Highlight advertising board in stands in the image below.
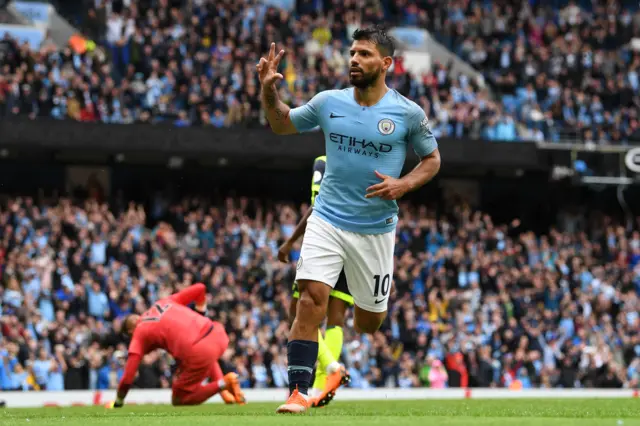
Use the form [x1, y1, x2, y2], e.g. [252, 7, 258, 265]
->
[0, 23, 44, 48]
[262, 0, 295, 11]
[12, 1, 51, 27]
[390, 27, 427, 50]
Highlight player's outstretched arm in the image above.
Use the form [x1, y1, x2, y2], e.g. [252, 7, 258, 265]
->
[170, 283, 207, 309]
[113, 353, 142, 407]
[257, 43, 297, 135]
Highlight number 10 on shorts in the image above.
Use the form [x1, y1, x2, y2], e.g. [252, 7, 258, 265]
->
[373, 274, 390, 298]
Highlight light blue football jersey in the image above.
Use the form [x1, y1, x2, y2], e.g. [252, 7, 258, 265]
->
[289, 87, 438, 235]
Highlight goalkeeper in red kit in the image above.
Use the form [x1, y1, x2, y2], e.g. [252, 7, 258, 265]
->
[109, 283, 246, 407]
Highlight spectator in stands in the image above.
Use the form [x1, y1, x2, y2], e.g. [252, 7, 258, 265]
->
[427, 359, 448, 389]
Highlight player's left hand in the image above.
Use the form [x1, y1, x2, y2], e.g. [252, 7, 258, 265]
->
[277, 241, 292, 263]
[365, 171, 409, 200]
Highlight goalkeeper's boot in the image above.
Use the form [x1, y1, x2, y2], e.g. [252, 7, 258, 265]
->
[220, 390, 236, 404]
[224, 372, 246, 405]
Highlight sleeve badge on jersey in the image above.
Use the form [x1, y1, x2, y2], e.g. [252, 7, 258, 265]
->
[420, 116, 430, 130]
[296, 256, 303, 270]
[378, 118, 396, 135]
[313, 170, 323, 184]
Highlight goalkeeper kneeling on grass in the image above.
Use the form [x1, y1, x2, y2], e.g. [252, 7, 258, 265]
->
[107, 284, 245, 408]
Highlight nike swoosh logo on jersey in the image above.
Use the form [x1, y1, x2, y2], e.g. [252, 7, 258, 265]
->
[330, 113, 345, 118]
[374, 298, 387, 304]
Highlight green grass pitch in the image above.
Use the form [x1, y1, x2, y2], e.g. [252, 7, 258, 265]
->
[3, 399, 640, 426]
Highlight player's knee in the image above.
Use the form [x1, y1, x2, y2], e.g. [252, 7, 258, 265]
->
[295, 281, 329, 328]
[296, 293, 324, 319]
[292, 298, 324, 336]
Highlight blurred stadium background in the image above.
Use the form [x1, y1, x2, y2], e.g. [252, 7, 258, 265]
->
[0, 0, 639, 405]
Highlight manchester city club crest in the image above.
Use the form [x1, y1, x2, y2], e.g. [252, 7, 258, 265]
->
[378, 118, 395, 135]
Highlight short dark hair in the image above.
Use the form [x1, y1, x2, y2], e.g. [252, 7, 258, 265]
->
[352, 25, 396, 58]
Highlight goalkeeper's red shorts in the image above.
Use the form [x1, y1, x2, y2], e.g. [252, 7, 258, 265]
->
[172, 321, 229, 394]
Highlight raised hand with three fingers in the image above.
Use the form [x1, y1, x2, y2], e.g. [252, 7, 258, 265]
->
[256, 42, 285, 87]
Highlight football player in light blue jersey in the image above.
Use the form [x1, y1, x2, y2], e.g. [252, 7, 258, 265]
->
[257, 26, 441, 413]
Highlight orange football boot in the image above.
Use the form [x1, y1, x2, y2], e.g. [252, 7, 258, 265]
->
[220, 390, 236, 404]
[223, 372, 246, 405]
[312, 365, 350, 408]
[276, 388, 311, 414]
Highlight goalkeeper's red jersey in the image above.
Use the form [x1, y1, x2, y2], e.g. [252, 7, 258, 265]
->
[127, 283, 212, 363]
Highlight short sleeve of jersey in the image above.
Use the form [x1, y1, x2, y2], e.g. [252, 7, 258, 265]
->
[407, 105, 438, 158]
[289, 91, 331, 133]
[311, 156, 326, 206]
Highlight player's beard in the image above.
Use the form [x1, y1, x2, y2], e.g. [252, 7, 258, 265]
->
[349, 66, 382, 89]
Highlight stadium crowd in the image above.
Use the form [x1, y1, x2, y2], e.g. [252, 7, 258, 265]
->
[415, 0, 640, 143]
[0, 191, 639, 392]
[0, 0, 639, 143]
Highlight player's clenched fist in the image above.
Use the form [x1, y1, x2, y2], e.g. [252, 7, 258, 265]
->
[365, 170, 410, 201]
[257, 42, 285, 87]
